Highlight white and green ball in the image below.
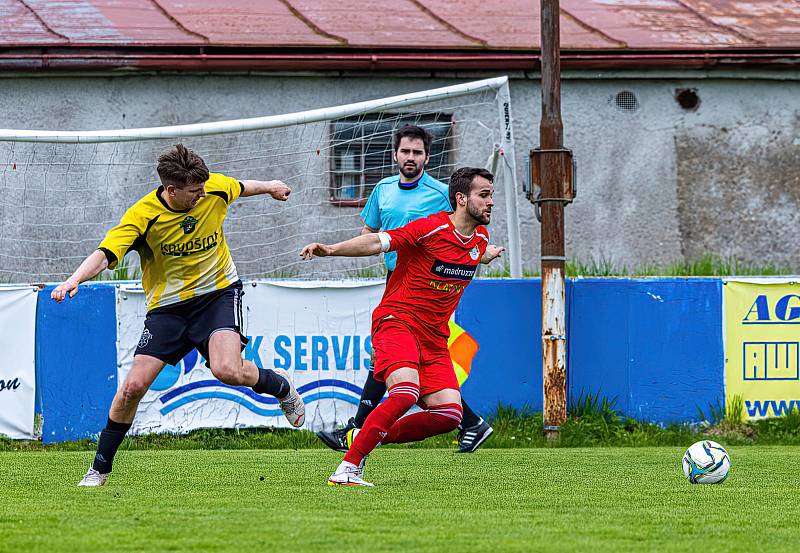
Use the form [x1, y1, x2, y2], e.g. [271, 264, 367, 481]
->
[682, 440, 731, 484]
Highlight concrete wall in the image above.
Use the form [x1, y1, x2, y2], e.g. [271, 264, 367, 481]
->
[0, 70, 798, 281]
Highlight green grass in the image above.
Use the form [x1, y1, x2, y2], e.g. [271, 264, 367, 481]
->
[0, 447, 798, 552]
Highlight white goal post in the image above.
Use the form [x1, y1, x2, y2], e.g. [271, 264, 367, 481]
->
[0, 76, 522, 281]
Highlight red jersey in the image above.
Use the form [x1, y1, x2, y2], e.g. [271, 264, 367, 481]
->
[372, 211, 488, 339]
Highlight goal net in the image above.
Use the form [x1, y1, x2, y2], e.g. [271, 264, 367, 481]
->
[0, 76, 521, 283]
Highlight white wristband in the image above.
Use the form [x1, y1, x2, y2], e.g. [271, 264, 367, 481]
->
[377, 232, 391, 253]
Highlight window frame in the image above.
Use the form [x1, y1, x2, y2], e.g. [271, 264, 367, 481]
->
[328, 112, 454, 207]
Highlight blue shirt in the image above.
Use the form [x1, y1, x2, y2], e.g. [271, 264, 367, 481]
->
[360, 172, 452, 271]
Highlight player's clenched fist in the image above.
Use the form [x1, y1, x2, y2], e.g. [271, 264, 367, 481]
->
[51, 278, 79, 302]
[268, 180, 291, 201]
[300, 243, 333, 259]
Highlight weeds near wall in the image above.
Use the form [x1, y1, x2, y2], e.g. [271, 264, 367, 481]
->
[83, 253, 796, 282]
[483, 254, 796, 278]
[90, 263, 142, 281]
[696, 395, 744, 426]
[8, 393, 800, 451]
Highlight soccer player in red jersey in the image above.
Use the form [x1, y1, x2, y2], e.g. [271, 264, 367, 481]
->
[300, 167, 504, 486]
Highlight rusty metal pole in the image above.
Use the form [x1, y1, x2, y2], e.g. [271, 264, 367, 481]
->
[540, 0, 567, 439]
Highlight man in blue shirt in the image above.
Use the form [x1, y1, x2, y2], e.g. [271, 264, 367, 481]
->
[317, 124, 493, 453]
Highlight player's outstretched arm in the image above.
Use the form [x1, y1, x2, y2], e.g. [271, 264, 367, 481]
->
[301, 233, 383, 260]
[481, 245, 505, 264]
[241, 179, 291, 201]
[51, 249, 109, 303]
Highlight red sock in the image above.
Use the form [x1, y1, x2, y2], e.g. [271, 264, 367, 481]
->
[383, 402, 463, 444]
[344, 382, 420, 465]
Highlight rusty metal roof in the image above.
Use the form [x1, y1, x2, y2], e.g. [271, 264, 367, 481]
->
[0, 0, 798, 71]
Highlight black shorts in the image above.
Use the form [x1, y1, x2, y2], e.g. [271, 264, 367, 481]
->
[135, 281, 249, 366]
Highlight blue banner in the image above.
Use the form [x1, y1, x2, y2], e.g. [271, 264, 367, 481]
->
[37, 284, 117, 443]
[32, 278, 726, 441]
[569, 278, 723, 422]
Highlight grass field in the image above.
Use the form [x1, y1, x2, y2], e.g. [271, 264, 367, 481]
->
[1, 446, 798, 552]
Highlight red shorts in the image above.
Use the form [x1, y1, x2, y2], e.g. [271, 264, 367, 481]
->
[371, 317, 459, 397]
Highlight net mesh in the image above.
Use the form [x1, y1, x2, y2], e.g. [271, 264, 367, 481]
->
[0, 86, 508, 282]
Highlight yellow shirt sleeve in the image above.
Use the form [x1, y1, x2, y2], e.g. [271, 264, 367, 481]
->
[205, 173, 244, 206]
[97, 204, 150, 269]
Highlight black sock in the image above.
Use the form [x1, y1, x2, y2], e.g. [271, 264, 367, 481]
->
[92, 418, 132, 474]
[253, 368, 290, 398]
[460, 400, 482, 429]
[353, 370, 387, 428]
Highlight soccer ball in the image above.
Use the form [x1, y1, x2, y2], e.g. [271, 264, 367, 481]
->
[682, 440, 731, 484]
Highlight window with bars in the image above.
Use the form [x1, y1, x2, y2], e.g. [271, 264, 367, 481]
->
[329, 113, 453, 206]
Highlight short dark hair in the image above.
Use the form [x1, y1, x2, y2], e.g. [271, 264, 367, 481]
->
[448, 167, 493, 209]
[157, 144, 209, 189]
[393, 125, 432, 156]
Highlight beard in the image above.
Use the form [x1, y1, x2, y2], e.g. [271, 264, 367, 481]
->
[399, 161, 423, 180]
[467, 201, 491, 225]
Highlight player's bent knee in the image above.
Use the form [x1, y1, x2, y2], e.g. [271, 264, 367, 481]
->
[430, 402, 463, 432]
[387, 381, 421, 410]
[419, 388, 460, 410]
[385, 366, 420, 389]
[120, 380, 149, 403]
[210, 359, 246, 385]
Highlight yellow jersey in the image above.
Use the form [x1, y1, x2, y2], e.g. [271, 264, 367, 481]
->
[98, 173, 244, 310]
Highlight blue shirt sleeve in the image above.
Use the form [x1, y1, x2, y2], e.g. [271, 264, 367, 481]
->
[360, 185, 382, 230]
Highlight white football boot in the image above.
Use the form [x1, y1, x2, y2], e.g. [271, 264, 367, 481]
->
[77, 467, 109, 487]
[272, 368, 306, 427]
[328, 459, 373, 487]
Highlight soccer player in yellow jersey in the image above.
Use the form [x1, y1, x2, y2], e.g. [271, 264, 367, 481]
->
[51, 144, 306, 487]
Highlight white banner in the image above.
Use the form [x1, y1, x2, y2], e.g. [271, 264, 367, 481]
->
[0, 286, 38, 439]
[117, 280, 384, 434]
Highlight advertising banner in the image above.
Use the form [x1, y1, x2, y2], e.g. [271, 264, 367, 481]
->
[724, 279, 800, 419]
[117, 280, 384, 434]
[0, 286, 38, 439]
